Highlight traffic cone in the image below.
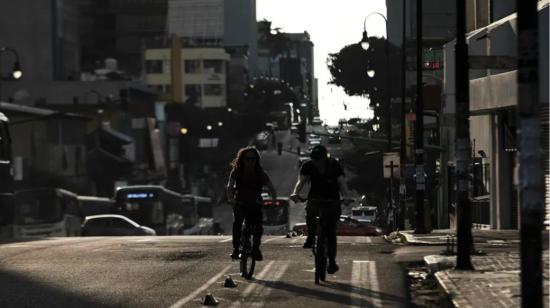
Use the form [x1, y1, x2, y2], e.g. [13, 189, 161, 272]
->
[203, 293, 219, 306]
[223, 275, 237, 288]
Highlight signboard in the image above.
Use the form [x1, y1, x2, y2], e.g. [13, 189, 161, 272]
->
[383, 152, 400, 179]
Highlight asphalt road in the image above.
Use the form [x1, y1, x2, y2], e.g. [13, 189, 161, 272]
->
[0, 235, 408, 307]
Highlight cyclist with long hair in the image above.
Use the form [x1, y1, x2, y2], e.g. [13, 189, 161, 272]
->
[227, 146, 277, 261]
[290, 145, 352, 274]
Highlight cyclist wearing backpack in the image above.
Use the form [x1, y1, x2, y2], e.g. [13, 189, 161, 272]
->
[290, 145, 351, 274]
[227, 146, 277, 261]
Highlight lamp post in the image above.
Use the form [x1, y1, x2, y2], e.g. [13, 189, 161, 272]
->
[361, 12, 391, 152]
[362, 12, 398, 232]
[0, 47, 23, 101]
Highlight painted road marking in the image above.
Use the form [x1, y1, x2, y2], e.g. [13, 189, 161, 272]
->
[219, 237, 233, 243]
[168, 264, 231, 308]
[351, 260, 381, 308]
[354, 237, 373, 244]
[262, 236, 286, 244]
[230, 260, 289, 307]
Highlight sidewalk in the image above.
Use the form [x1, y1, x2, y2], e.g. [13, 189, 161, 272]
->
[392, 229, 550, 307]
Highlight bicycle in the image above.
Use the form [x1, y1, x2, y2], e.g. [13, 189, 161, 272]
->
[229, 200, 261, 280]
[239, 217, 257, 280]
[292, 196, 353, 284]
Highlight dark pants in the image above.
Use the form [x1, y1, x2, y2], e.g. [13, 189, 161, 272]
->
[232, 203, 263, 251]
[306, 201, 341, 262]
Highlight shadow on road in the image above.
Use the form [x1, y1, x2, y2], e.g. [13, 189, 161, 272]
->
[0, 269, 119, 307]
[251, 277, 406, 306]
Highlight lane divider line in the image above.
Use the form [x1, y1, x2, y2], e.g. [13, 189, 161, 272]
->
[169, 264, 231, 308]
[351, 260, 381, 308]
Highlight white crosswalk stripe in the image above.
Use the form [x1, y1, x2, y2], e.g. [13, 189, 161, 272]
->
[230, 260, 289, 307]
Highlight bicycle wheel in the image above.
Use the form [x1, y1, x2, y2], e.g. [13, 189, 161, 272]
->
[240, 230, 256, 280]
[314, 221, 327, 284]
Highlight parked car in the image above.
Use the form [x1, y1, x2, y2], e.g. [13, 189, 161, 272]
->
[350, 206, 378, 224]
[292, 216, 381, 236]
[307, 133, 322, 146]
[81, 214, 156, 236]
[328, 134, 342, 144]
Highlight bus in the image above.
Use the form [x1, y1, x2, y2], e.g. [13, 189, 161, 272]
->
[262, 197, 290, 235]
[12, 188, 82, 238]
[113, 185, 186, 235]
[181, 194, 214, 235]
[77, 195, 114, 216]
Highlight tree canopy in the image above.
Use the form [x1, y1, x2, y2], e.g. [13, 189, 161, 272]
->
[327, 37, 401, 101]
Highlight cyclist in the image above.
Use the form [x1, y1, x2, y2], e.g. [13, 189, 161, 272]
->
[227, 146, 277, 261]
[290, 145, 352, 274]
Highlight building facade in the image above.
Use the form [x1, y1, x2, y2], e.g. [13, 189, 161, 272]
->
[144, 47, 230, 108]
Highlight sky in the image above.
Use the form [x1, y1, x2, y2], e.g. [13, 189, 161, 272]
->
[257, 0, 387, 125]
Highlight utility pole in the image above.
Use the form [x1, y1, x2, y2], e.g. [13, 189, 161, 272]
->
[517, 0, 543, 306]
[398, 0, 407, 230]
[455, 0, 474, 270]
[414, 0, 427, 234]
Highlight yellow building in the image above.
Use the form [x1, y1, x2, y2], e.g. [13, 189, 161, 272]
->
[144, 47, 230, 108]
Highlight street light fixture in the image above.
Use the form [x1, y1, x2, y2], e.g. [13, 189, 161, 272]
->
[0, 47, 23, 101]
[180, 127, 189, 135]
[367, 69, 376, 78]
[206, 125, 212, 131]
[217, 121, 223, 127]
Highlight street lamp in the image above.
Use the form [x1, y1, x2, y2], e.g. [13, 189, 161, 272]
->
[367, 69, 376, 78]
[0, 47, 23, 101]
[361, 12, 391, 152]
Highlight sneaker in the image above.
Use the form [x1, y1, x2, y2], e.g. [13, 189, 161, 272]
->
[230, 249, 240, 259]
[327, 262, 339, 274]
[252, 249, 263, 261]
[302, 238, 315, 249]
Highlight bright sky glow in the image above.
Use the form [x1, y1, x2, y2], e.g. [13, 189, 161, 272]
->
[257, 0, 387, 125]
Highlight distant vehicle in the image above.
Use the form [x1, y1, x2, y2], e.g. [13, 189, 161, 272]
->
[261, 196, 290, 235]
[311, 117, 323, 126]
[77, 195, 114, 216]
[328, 134, 342, 144]
[290, 125, 298, 134]
[292, 216, 382, 236]
[308, 134, 322, 146]
[81, 214, 156, 236]
[113, 185, 185, 235]
[337, 216, 382, 236]
[350, 206, 378, 224]
[253, 131, 270, 150]
[12, 188, 82, 238]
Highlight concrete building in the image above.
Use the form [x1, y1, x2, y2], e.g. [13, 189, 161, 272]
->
[256, 24, 316, 118]
[78, 0, 168, 77]
[443, 0, 549, 229]
[144, 47, 230, 108]
[386, 0, 456, 229]
[0, 0, 80, 82]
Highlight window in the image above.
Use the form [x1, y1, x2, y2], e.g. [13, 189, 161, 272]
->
[204, 84, 223, 96]
[146, 60, 163, 74]
[203, 60, 223, 74]
[111, 217, 134, 229]
[185, 84, 202, 103]
[184, 60, 201, 73]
